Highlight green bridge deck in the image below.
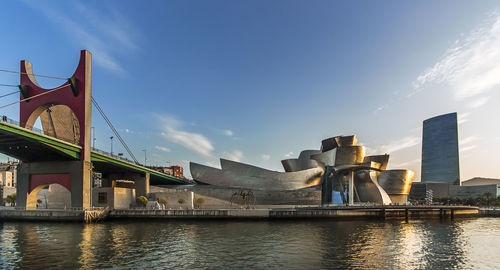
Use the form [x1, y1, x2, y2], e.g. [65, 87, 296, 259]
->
[0, 120, 189, 185]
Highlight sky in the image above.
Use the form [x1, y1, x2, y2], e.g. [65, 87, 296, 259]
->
[0, 0, 499, 181]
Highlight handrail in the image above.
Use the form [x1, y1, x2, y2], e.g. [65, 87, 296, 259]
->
[0, 115, 192, 183]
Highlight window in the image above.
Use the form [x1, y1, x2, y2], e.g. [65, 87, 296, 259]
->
[98, 192, 107, 204]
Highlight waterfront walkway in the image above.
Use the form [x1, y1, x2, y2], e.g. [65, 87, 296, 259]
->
[0, 205, 484, 222]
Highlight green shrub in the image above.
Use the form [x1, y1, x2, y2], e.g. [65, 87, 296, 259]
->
[194, 197, 205, 208]
[136, 196, 148, 207]
[159, 198, 167, 206]
[5, 193, 16, 206]
[178, 198, 185, 204]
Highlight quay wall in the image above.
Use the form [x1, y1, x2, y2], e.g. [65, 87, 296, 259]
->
[0, 206, 484, 222]
[0, 209, 83, 221]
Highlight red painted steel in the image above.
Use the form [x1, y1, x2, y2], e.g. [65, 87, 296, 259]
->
[19, 50, 89, 152]
[29, 173, 71, 193]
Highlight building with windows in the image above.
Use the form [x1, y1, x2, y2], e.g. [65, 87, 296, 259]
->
[421, 112, 460, 185]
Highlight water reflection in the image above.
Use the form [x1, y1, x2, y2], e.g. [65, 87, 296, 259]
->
[0, 218, 499, 269]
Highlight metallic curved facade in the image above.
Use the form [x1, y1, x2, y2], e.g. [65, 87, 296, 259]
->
[189, 134, 415, 205]
[353, 170, 392, 205]
[190, 160, 323, 191]
[281, 150, 320, 172]
[363, 155, 389, 171]
[378, 170, 414, 195]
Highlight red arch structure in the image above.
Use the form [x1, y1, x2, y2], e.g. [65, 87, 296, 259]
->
[19, 50, 92, 161]
[16, 50, 93, 209]
[29, 174, 71, 193]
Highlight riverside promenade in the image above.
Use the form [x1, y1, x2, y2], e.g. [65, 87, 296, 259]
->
[0, 205, 481, 222]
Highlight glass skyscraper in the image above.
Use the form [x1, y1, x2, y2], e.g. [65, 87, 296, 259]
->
[421, 112, 460, 185]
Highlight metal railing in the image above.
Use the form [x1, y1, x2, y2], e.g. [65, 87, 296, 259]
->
[0, 115, 192, 182]
[0, 115, 139, 164]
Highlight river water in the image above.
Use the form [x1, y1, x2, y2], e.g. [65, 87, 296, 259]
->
[0, 218, 499, 269]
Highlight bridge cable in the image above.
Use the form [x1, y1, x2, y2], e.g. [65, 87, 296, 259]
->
[0, 83, 19, 88]
[0, 91, 20, 99]
[91, 97, 139, 164]
[0, 69, 67, 80]
[0, 84, 69, 109]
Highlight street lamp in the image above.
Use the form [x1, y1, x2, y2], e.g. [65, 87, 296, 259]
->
[142, 149, 147, 166]
[110, 136, 114, 155]
[91, 127, 96, 149]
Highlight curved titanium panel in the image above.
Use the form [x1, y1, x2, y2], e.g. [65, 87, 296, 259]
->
[191, 160, 324, 191]
[363, 155, 389, 171]
[320, 137, 338, 152]
[377, 169, 414, 195]
[311, 146, 365, 167]
[353, 170, 392, 205]
[281, 150, 321, 172]
[298, 150, 321, 160]
[281, 158, 319, 172]
[281, 159, 300, 172]
[310, 148, 337, 167]
[335, 135, 358, 147]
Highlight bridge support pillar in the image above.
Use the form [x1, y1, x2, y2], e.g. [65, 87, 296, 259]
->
[16, 161, 92, 209]
[106, 172, 150, 198]
[132, 173, 150, 198]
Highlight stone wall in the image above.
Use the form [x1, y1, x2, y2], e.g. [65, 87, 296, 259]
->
[150, 185, 322, 209]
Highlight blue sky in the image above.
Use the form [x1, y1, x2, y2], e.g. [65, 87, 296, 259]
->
[1, 1, 499, 181]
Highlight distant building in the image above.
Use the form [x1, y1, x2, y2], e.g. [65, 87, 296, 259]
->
[148, 165, 184, 179]
[421, 112, 460, 185]
[410, 177, 500, 201]
[461, 177, 500, 186]
[0, 171, 13, 188]
[0, 161, 18, 187]
[171, 165, 183, 178]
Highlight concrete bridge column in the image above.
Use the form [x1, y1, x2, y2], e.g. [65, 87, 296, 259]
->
[16, 160, 92, 209]
[106, 172, 150, 198]
[131, 173, 150, 198]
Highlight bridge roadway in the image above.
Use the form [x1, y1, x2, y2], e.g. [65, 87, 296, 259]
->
[0, 119, 190, 185]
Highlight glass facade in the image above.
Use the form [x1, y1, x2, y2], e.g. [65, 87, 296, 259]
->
[421, 112, 460, 184]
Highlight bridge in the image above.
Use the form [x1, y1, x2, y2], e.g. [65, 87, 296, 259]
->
[0, 50, 190, 209]
[0, 118, 187, 185]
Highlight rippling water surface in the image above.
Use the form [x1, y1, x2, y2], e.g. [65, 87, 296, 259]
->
[0, 218, 499, 269]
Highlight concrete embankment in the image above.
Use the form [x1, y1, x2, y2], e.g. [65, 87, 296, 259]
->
[111, 206, 480, 220]
[479, 208, 500, 217]
[0, 209, 84, 221]
[0, 208, 108, 222]
[0, 206, 486, 222]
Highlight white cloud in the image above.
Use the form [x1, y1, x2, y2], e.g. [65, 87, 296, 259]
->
[412, 14, 500, 101]
[154, 145, 171, 153]
[158, 115, 214, 157]
[459, 135, 479, 154]
[222, 150, 243, 162]
[467, 96, 490, 108]
[261, 154, 271, 161]
[459, 136, 480, 146]
[223, 129, 233, 136]
[23, 1, 140, 74]
[371, 136, 420, 154]
[460, 145, 477, 153]
[457, 112, 471, 124]
[392, 158, 420, 167]
[284, 151, 295, 158]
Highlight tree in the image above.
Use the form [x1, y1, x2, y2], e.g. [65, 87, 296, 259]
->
[159, 198, 167, 207]
[136, 196, 148, 207]
[178, 198, 185, 205]
[484, 192, 493, 207]
[5, 193, 16, 206]
[194, 197, 205, 208]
